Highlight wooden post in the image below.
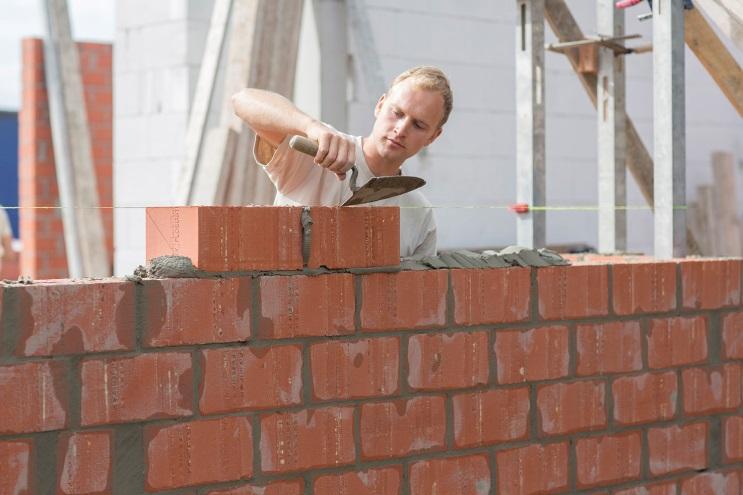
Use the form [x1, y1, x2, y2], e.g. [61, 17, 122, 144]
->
[712, 151, 742, 256]
[176, 0, 233, 205]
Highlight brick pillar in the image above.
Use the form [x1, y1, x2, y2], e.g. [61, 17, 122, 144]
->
[18, 38, 113, 279]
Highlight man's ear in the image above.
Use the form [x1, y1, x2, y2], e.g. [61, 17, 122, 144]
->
[426, 126, 443, 146]
[374, 94, 386, 117]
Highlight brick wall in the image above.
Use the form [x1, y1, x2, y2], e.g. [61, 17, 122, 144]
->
[19, 38, 113, 279]
[1, 206, 743, 493]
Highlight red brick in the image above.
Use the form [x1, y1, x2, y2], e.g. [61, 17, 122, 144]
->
[258, 274, 354, 339]
[537, 380, 606, 435]
[260, 407, 355, 473]
[360, 271, 447, 331]
[725, 416, 743, 461]
[14, 280, 134, 356]
[200, 345, 302, 414]
[410, 455, 490, 495]
[146, 206, 304, 271]
[648, 422, 707, 476]
[0, 361, 68, 434]
[81, 352, 193, 426]
[494, 325, 569, 384]
[680, 471, 740, 495]
[408, 331, 489, 390]
[144, 277, 250, 346]
[0, 440, 32, 494]
[452, 387, 530, 447]
[314, 467, 401, 495]
[576, 432, 642, 488]
[683, 364, 742, 415]
[612, 371, 678, 425]
[537, 265, 608, 319]
[360, 396, 446, 459]
[206, 480, 303, 495]
[648, 316, 708, 369]
[451, 267, 531, 325]
[681, 259, 741, 309]
[496, 443, 569, 494]
[58, 432, 111, 494]
[20, 39, 114, 280]
[612, 262, 677, 315]
[577, 321, 642, 376]
[614, 481, 677, 495]
[310, 337, 399, 400]
[145, 417, 252, 490]
[722, 311, 743, 359]
[307, 207, 400, 269]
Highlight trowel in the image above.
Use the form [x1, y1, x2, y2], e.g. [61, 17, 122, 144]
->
[288, 135, 425, 206]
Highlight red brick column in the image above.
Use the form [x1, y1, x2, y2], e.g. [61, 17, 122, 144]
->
[18, 38, 113, 279]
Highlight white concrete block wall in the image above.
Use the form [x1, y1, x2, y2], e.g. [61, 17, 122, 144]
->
[114, 0, 743, 271]
[349, 0, 743, 253]
[114, 0, 214, 275]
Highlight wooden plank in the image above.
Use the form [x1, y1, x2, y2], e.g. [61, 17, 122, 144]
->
[41, 0, 108, 277]
[684, 7, 743, 118]
[191, 0, 261, 206]
[694, 0, 743, 51]
[543, 0, 702, 255]
[314, 0, 348, 130]
[234, 0, 304, 205]
[176, 0, 233, 205]
[348, 0, 386, 98]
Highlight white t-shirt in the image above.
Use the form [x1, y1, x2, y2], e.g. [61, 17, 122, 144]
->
[254, 134, 437, 258]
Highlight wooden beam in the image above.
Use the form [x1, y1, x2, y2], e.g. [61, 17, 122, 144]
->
[192, 0, 261, 206]
[543, 0, 701, 255]
[684, 7, 743, 118]
[694, 0, 743, 51]
[41, 0, 109, 276]
[234, 0, 304, 205]
[176, 0, 233, 205]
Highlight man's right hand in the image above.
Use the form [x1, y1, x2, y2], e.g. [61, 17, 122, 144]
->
[305, 122, 356, 181]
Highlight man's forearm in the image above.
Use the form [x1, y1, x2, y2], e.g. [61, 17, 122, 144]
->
[232, 88, 317, 146]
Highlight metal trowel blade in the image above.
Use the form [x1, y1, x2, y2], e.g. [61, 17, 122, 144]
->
[342, 176, 426, 206]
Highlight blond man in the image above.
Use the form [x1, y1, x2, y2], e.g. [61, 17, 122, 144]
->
[232, 66, 453, 258]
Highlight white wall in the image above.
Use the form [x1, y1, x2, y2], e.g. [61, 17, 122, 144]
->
[114, 0, 743, 274]
[114, 0, 214, 274]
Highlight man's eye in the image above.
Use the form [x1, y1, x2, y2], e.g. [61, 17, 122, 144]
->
[394, 110, 403, 117]
[414, 122, 425, 129]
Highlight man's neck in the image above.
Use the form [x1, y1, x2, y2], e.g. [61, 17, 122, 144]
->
[362, 136, 403, 176]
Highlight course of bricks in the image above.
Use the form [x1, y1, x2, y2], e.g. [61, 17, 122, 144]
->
[1, 206, 743, 494]
[18, 38, 113, 279]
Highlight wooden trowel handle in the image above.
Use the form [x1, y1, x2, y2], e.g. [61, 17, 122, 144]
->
[289, 135, 319, 156]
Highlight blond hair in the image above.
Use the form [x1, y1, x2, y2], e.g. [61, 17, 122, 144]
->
[389, 66, 453, 127]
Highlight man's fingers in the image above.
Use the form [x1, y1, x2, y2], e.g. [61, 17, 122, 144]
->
[320, 137, 340, 168]
[315, 134, 331, 164]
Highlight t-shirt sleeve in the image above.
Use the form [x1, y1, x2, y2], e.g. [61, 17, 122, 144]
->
[253, 134, 322, 198]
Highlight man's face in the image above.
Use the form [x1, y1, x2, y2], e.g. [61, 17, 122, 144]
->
[370, 79, 445, 163]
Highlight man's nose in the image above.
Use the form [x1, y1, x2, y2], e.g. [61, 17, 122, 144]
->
[394, 118, 410, 136]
